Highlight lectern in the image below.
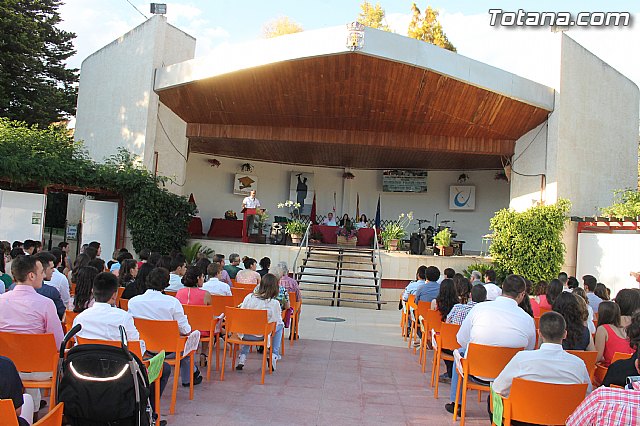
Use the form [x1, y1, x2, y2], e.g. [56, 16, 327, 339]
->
[241, 208, 257, 243]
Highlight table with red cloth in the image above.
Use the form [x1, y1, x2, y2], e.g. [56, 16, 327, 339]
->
[311, 225, 377, 247]
[188, 217, 204, 236]
[207, 218, 244, 239]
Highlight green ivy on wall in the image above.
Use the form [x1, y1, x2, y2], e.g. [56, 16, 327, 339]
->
[0, 119, 195, 253]
[489, 199, 570, 284]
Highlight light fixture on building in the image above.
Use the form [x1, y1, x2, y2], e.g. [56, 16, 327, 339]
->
[343, 172, 355, 180]
[150, 3, 167, 15]
[207, 158, 221, 168]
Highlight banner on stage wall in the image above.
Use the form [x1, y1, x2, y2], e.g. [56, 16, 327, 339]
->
[289, 172, 315, 215]
[234, 174, 258, 196]
[449, 186, 475, 210]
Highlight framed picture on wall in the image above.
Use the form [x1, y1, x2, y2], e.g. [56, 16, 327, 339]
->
[234, 174, 258, 196]
[289, 172, 315, 215]
[449, 185, 475, 210]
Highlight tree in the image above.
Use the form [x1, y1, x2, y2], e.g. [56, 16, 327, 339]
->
[262, 16, 303, 38]
[357, 1, 391, 32]
[0, 0, 78, 128]
[407, 3, 456, 52]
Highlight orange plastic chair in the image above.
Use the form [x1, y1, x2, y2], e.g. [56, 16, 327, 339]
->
[118, 298, 129, 311]
[220, 307, 275, 384]
[133, 318, 193, 414]
[288, 291, 301, 345]
[454, 343, 524, 426]
[182, 305, 219, 380]
[538, 307, 552, 316]
[419, 308, 443, 360]
[431, 322, 461, 398]
[230, 279, 237, 286]
[70, 283, 76, 296]
[492, 378, 587, 426]
[402, 295, 415, 341]
[210, 295, 235, 370]
[116, 286, 125, 299]
[0, 399, 19, 426]
[75, 338, 162, 423]
[231, 287, 253, 306]
[406, 297, 419, 348]
[594, 351, 634, 385]
[567, 350, 598, 380]
[0, 332, 58, 412]
[63, 310, 78, 335]
[164, 290, 178, 298]
[233, 282, 257, 291]
[33, 402, 64, 426]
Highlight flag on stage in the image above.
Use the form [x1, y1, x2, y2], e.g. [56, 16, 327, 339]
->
[375, 195, 381, 229]
[310, 193, 317, 225]
[356, 193, 360, 219]
[333, 192, 336, 214]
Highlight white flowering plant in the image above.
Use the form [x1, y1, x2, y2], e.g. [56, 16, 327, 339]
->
[278, 200, 306, 236]
[381, 212, 413, 249]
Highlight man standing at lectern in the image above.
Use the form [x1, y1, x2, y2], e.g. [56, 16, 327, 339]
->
[242, 190, 261, 237]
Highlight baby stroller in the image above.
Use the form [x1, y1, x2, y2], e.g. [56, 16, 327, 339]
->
[56, 324, 152, 426]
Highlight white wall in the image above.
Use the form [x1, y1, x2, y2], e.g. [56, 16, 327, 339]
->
[576, 233, 640, 297]
[74, 16, 195, 194]
[0, 190, 46, 243]
[184, 153, 510, 252]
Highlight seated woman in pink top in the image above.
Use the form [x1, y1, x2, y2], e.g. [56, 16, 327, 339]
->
[176, 266, 211, 306]
[235, 257, 261, 285]
[273, 261, 301, 301]
[595, 301, 633, 366]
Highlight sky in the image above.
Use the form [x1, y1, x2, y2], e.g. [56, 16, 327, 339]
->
[58, 1, 640, 99]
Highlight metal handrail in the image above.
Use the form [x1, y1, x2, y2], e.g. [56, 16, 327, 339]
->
[373, 225, 383, 279]
[292, 222, 312, 277]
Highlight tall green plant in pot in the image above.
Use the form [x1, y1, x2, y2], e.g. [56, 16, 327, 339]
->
[381, 212, 413, 250]
[434, 228, 453, 256]
[489, 199, 570, 282]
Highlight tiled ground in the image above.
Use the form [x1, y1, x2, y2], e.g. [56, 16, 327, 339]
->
[156, 305, 490, 425]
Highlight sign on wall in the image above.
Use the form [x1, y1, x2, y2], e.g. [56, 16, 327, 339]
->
[449, 186, 476, 210]
[233, 174, 258, 196]
[289, 172, 315, 215]
[382, 170, 428, 192]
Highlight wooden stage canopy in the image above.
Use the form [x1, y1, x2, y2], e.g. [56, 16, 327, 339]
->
[154, 24, 555, 170]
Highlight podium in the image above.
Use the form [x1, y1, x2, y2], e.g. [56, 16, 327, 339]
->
[241, 208, 257, 243]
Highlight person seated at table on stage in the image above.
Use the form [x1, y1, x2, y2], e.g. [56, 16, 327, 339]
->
[339, 214, 350, 227]
[241, 190, 261, 235]
[355, 214, 368, 229]
[236, 258, 261, 285]
[224, 253, 242, 279]
[203, 263, 232, 296]
[322, 212, 337, 226]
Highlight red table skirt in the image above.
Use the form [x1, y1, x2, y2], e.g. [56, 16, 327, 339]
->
[311, 225, 377, 247]
[207, 219, 243, 238]
[188, 217, 204, 236]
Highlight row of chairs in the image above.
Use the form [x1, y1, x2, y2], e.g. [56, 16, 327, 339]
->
[399, 295, 620, 425]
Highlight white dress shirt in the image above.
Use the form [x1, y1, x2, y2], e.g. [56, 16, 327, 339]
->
[46, 268, 71, 308]
[242, 196, 260, 209]
[457, 296, 536, 351]
[586, 304, 595, 334]
[128, 289, 191, 335]
[166, 273, 184, 292]
[73, 302, 145, 354]
[240, 293, 283, 326]
[484, 283, 502, 301]
[322, 218, 336, 226]
[492, 343, 592, 397]
[202, 278, 232, 296]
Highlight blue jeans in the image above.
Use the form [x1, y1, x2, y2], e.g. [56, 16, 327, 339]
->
[240, 323, 284, 358]
[450, 348, 465, 403]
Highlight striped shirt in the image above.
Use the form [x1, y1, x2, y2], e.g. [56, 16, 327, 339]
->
[566, 387, 640, 426]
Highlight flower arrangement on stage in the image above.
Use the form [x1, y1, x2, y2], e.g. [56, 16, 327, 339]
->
[254, 209, 269, 233]
[337, 220, 358, 240]
[278, 200, 306, 236]
[224, 210, 237, 220]
[381, 212, 413, 250]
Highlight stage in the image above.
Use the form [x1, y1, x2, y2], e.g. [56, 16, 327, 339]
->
[189, 237, 490, 310]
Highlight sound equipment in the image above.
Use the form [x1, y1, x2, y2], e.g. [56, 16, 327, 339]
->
[410, 233, 426, 255]
[269, 223, 286, 245]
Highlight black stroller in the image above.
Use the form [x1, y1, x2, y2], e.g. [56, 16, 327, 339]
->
[56, 324, 152, 426]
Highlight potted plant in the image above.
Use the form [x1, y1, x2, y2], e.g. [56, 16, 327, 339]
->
[310, 230, 323, 244]
[336, 221, 358, 246]
[381, 212, 413, 251]
[278, 200, 306, 244]
[434, 228, 454, 256]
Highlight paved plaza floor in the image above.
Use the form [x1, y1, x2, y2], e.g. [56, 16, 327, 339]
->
[156, 304, 490, 425]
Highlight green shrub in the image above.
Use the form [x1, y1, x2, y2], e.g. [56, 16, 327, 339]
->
[489, 199, 570, 283]
[600, 188, 640, 218]
[462, 262, 492, 279]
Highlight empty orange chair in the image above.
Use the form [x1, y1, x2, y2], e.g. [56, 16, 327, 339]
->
[454, 343, 524, 426]
[134, 318, 194, 414]
[0, 399, 19, 426]
[431, 323, 461, 397]
[419, 308, 443, 360]
[182, 304, 218, 380]
[209, 295, 235, 371]
[492, 378, 587, 426]
[231, 287, 253, 306]
[288, 291, 301, 345]
[402, 295, 415, 340]
[0, 332, 58, 412]
[220, 307, 275, 384]
[33, 402, 64, 426]
[567, 350, 598, 380]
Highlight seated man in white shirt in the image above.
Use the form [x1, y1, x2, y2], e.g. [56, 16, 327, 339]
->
[321, 212, 337, 226]
[46, 248, 71, 308]
[73, 272, 171, 422]
[128, 267, 202, 387]
[203, 263, 232, 296]
[446, 274, 536, 415]
[483, 269, 502, 301]
[166, 255, 187, 292]
[492, 311, 592, 398]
